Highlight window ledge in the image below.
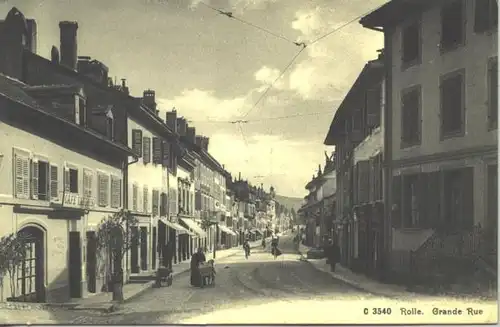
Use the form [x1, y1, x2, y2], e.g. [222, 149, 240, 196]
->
[440, 130, 465, 141]
[401, 59, 421, 72]
[400, 141, 421, 150]
[439, 42, 465, 55]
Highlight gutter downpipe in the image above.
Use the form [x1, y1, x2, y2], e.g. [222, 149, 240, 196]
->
[124, 155, 139, 283]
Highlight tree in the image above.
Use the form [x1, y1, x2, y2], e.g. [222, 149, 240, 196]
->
[0, 233, 29, 300]
[95, 209, 138, 302]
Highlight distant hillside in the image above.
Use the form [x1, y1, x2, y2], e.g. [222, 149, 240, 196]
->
[274, 195, 303, 212]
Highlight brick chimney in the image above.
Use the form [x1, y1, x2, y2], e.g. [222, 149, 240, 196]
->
[143, 89, 156, 112]
[59, 21, 78, 70]
[195, 135, 203, 147]
[202, 137, 209, 151]
[187, 126, 196, 144]
[166, 109, 177, 133]
[177, 118, 187, 136]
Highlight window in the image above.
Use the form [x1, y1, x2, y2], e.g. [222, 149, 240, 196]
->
[401, 85, 422, 147]
[50, 165, 58, 201]
[488, 57, 498, 129]
[143, 186, 149, 213]
[14, 153, 30, 199]
[64, 167, 78, 193]
[83, 169, 93, 206]
[78, 98, 86, 127]
[152, 137, 162, 165]
[152, 189, 159, 216]
[132, 129, 143, 157]
[160, 192, 168, 216]
[474, 0, 498, 33]
[440, 70, 465, 138]
[31, 160, 49, 201]
[440, 0, 465, 51]
[97, 173, 110, 207]
[401, 21, 420, 66]
[106, 117, 114, 141]
[143, 137, 151, 164]
[132, 184, 138, 211]
[110, 176, 121, 208]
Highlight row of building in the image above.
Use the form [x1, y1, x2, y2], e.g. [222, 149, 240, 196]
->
[0, 7, 292, 303]
[299, 0, 497, 289]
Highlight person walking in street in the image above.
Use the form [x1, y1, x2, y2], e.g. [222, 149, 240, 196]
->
[328, 239, 341, 272]
[243, 239, 251, 259]
[261, 237, 266, 249]
[163, 239, 174, 271]
[190, 247, 206, 287]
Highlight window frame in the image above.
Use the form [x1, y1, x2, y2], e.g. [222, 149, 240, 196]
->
[400, 84, 422, 148]
[439, 68, 466, 140]
[13, 148, 30, 199]
[440, 0, 466, 54]
[33, 156, 50, 201]
[400, 18, 422, 70]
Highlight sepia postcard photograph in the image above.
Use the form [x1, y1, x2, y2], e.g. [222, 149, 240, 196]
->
[0, 0, 497, 325]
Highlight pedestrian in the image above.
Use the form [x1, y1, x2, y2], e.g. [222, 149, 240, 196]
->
[261, 237, 266, 249]
[190, 247, 206, 287]
[329, 240, 341, 272]
[243, 239, 251, 258]
[163, 239, 174, 270]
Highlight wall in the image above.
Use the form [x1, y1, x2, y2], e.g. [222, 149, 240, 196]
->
[389, 1, 498, 161]
[322, 172, 337, 199]
[354, 127, 383, 164]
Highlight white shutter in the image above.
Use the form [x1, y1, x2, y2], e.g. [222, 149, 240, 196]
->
[21, 157, 30, 199]
[14, 155, 25, 198]
[50, 165, 58, 201]
[98, 174, 108, 207]
[110, 177, 121, 208]
[143, 186, 149, 214]
[132, 184, 138, 211]
[64, 167, 70, 192]
[31, 159, 39, 200]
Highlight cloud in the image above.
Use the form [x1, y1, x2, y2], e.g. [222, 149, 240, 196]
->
[157, 89, 250, 121]
[208, 132, 324, 197]
[254, 66, 285, 89]
[189, 0, 279, 11]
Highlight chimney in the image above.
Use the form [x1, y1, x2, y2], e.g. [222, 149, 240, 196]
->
[195, 135, 203, 147]
[187, 126, 196, 144]
[50, 46, 60, 64]
[166, 109, 177, 133]
[143, 89, 156, 112]
[59, 21, 78, 71]
[177, 117, 187, 136]
[26, 19, 37, 53]
[203, 137, 209, 151]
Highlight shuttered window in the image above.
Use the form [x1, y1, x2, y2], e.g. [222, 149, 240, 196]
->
[143, 186, 149, 213]
[50, 165, 59, 201]
[401, 85, 421, 147]
[97, 173, 110, 207]
[31, 159, 39, 200]
[169, 188, 177, 215]
[161, 140, 169, 167]
[152, 189, 159, 216]
[160, 192, 168, 216]
[83, 169, 93, 205]
[110, 176, 122, 208]
[143, 137, 151, 164]
[152, 137, 162, 165]
[132, 184, 138, 211]
[14, 153, 30, 199]
[132, 129, 143, 157]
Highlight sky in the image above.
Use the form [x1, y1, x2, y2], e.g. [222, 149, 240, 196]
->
[0, 0, 385, 198]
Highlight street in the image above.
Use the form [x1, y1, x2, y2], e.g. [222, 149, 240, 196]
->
[0, 234, 375, 324]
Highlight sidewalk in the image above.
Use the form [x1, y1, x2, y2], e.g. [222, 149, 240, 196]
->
[65, 240, 264, 312]
[297, 244, 413, 299]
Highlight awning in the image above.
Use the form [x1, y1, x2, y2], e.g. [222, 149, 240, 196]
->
[179, 218, 207, 238]
[219, 224, 237, 236]
[160, 218, 195, 236]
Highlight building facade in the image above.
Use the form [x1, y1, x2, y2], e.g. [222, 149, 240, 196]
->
[360, 0, 497, 284]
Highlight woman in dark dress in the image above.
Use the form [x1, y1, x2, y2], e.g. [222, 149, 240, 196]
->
[190, 247, 206, 287]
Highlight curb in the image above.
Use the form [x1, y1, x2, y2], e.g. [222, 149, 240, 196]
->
[296, 249, 397, 299]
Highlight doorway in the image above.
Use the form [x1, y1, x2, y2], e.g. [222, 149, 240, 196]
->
[68, 231, 82, 298]
[86, 231, 97, 293]
[140, 227, 148, 271]
[15, 226, 45, 302]
[152, 227, 157, 270]
[130, 227, 139, 273]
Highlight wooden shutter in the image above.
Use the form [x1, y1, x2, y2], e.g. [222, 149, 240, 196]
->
[64, 167, 70, 193]
[50, 165, 59, 200]
[152, 190, 159, 216]
[31, 159, 39, 200]
[461, 167, 474, 229]
[161, 141, 169, 167]
[132, 129, 143, 157]
[143, 137, 151, 164]
[110, 177, 121, 208]
[152, 137, 162, 165]
[132, 184, 138, 211]
[391, 175, 402, 228]
[98, 174, 109, 207]
[143, 186, 149, 213]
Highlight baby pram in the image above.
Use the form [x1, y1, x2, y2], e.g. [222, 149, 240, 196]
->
[198, 259, 216, 287]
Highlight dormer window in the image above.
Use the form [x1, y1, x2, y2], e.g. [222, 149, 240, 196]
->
[78, 97, 86, 127]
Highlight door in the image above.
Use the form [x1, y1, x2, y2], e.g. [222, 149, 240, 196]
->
[131, 227, 139, 273]
[152, 227, 157, 270]
[86, 231, 97, 293]
[69, 231, 82, 298]
[16, 226, 45, 302]
[140, 227, 148, 271]
[158, 221, 166, 267]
